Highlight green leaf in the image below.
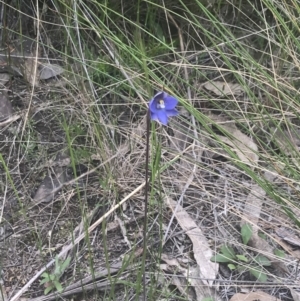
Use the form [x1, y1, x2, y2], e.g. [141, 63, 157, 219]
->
[54, 268, 61, 276]
[54, 255, 64, 275]
[44, 285, 54, 295]
[202, 297, 214, 301]
[220, 245, 236, 260]
[54, 280, 63, 292]
[249, 268, 267, 282]
[49, 274, 56, 281]
[258, 232, 267, 240]
[241, 224, 252, 245]
[41, 272, 50, 279]
[237, 264, 247, 272]
[60, 257, 71, 272]
[274, 249, 285, 258]
[210, 254, 232, 263]
[228, 263, 236, 270]
[236, 254, 248, 262]
[40, 278, 50, 285]
[255, 255, 271, 266]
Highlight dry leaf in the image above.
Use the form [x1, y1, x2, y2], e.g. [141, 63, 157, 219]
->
[240, 179, 289, 274]
[39, 63, 64, 80]
[0, 73, 10, 85]
[0, 38, 41, 85]
[165, 197, 218, 286]
[204, 81, 244, 95]
[188, 265, 220, 301]
[22, 58, 39, 87]
[270, 126, 300, 153]
[161, 254, 189, 275]
[0, 90, 12, 121]
[270, 126, 300, 169]
[290, 288, 300, 301]
[170, 275, 193, 299]
[210, 115, 258, 165]
[33, 153, 72, 203]
[0, 114, 21, 126]
[230, 291, 278, 301]
[33, 170, 68, 203]
[242, 183, 265, 227]
[161, 254, 218, 301]
[275, 227, 300, 247]
[218, 135, 258, 165]
[0, 283, 7, 301]
[160, 261, 193, 300]
[273, 232, 300, 259]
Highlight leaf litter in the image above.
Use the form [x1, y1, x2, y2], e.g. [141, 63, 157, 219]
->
[209, 114, 259, 165]
[2, 4, 300, 301]
[3, 57, 299, 301]
[163, 197, 221, 301]
[230, 291, 279, 301]
[203, 81, 244, 96]
[0, 90, 12, 121]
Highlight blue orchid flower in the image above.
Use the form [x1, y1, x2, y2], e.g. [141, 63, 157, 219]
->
[149, 91, 178, 125]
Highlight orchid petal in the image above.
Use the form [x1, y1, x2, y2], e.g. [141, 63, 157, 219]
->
[163, 95, 178, 110]
[148, 91, 178, 125]
[166, 109, 178, 117]
[150, 111, 159, 121]
[149, 98, 157, 112]
[155, 110, 168, 125]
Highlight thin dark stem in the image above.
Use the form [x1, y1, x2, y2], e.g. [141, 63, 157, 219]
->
[142, 110, 151, 301]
